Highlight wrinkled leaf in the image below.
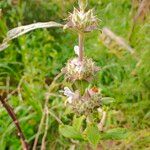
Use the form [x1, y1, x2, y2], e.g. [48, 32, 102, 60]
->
[85, 125, 100, 148]
[59, 125, 83, 140]
[0, 21, 63, 51]
[101, 128, 129, 140]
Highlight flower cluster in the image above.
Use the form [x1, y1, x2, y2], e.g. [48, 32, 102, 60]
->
[62, 46, 100, 82]
[62, 56, 99, 82]
[64, 7, 98, 32]
[62, 87, 102, 116]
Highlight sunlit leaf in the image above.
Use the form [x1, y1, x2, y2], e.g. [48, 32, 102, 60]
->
[85, 125, 100, 148]
[59, 125, 83, 140]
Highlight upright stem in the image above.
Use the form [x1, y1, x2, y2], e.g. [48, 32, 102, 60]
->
[0, 97, 29, 150]
[78, 32, 84, 62]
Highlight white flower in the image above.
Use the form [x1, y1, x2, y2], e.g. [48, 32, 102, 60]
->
[74, 45, 79, 56]
[63, 87, 75, 104]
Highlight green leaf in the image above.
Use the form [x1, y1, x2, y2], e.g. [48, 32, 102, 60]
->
[101, 128, 129, 140]
[73, 115, 85, 132]
[101, 97, 115, 105]
[86, 125, 100, 148]
[59, 125, 83, 140]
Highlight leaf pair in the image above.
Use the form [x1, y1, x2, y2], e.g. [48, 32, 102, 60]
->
[59, 116, 100, 148]
[59, 118, 130, 149]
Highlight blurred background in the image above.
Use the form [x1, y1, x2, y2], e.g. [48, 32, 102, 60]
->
[0, 0, 150, 149]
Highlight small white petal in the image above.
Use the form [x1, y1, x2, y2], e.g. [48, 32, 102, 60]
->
[74, 45, 79, 56]
[67, 97, 73, 104]
[64, 87, 75, 98]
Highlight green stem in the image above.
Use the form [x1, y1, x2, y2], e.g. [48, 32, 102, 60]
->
[78, 32, 84, 62]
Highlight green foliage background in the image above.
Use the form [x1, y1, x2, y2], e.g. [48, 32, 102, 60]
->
[0, 0, 149, 149]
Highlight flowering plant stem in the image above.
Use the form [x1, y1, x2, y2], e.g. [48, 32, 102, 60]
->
[78, 32, 84, 62]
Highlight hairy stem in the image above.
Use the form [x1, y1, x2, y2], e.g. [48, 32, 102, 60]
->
[0, 97, 29, 150]
[78, 32, 84, 62]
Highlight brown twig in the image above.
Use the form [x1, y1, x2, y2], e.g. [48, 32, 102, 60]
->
[0, 97, 29, 150]
[41, 94, 49, 150]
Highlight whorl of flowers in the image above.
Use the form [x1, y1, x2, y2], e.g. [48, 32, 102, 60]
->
[62, 87, 102, 116]
[62, 46, 100, 82]
[64, 7, 98, 32]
